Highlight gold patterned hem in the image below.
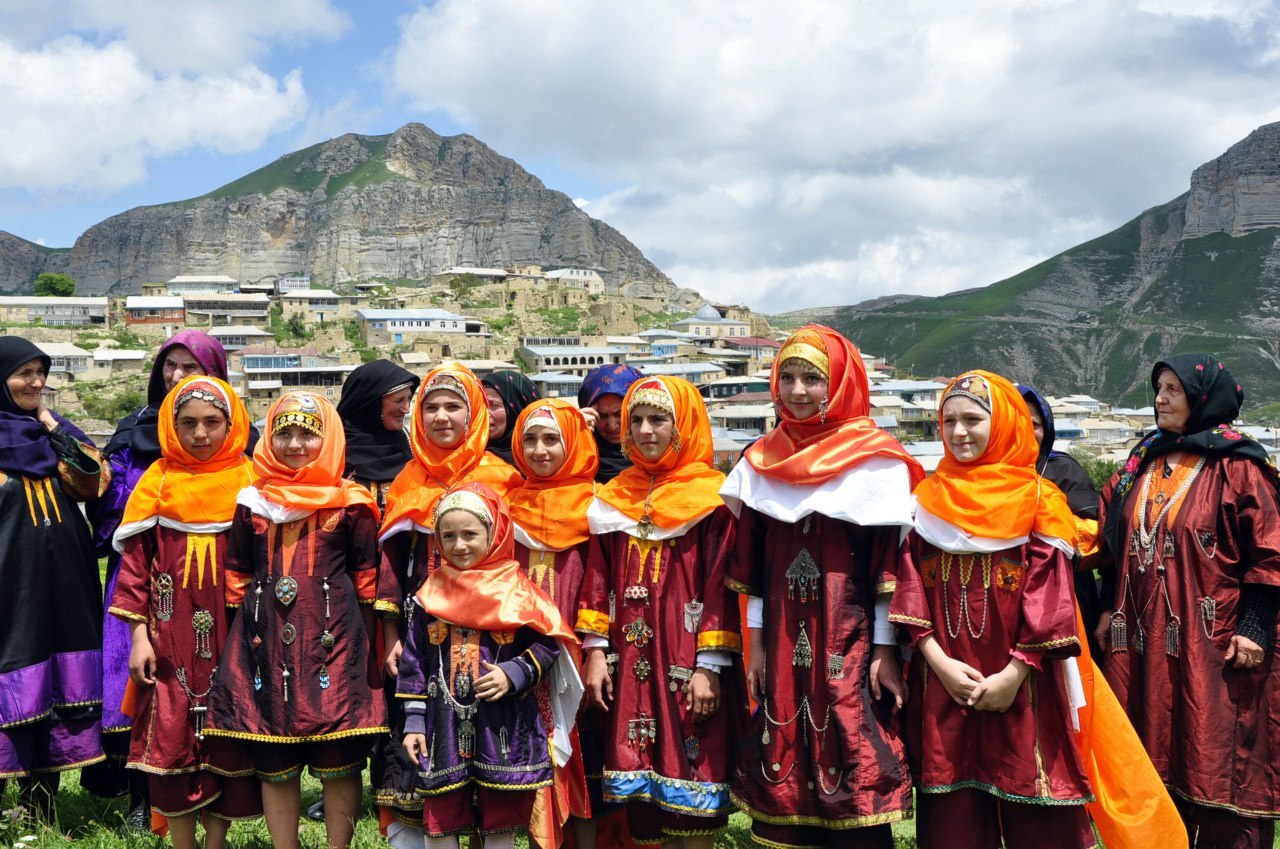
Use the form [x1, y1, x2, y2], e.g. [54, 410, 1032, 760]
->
[1016, 635, 1079, 651]
[0, 753, 107, 779]
[202, 726, 389, 744]
[724, 576, 757, 595]
[107, 605, 148, 624]
[374, 600, 401, 616]
[153, 791, 223, 819]
[876, 581, 897, 595]
[0, 709, 52, 731]
[887, 614, 932, 629]
[1167, 785, 1280, 819]
[729, 790, 911, 829]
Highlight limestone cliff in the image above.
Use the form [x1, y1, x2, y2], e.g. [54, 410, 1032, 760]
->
[1184, 122, 1280, 239]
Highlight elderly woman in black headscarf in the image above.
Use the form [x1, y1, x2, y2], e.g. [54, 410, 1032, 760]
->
[0, 337, 109, 819]
[335, 359, 420, 511]
[1094, 354, 1280, 848]
[480, 370, 539, 466]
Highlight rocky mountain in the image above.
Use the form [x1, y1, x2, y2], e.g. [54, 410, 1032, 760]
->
[0, 123, 676, 297]
[782, 122, 1280, 407]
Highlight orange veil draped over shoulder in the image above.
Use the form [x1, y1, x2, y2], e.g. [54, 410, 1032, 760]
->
[508, 399, 598, 550]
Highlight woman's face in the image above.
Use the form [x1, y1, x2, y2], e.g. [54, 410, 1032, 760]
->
[272, 424, 322, 470]
[1025, 401, 1045, 447]
[380, 388, 412, 432]
[777, 359, 828, 419]
[484, 386, 508, 441]
[436, 509, 490, 570]
[941, 396, 991, 464]
[423, 390, 468, 448]
[1154, 368, 1191, 434]
[161, 345, 207, 393]
[594, 394, 624, 445]
[630, 404, 674, 461]
[175, 399, 229, 462]
[521, 425, 567, 477]
[6, 357, 46, 411]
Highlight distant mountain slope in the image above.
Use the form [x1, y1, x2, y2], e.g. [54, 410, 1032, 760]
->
[0, 123, 675, 297]
[782, 123, 1280, 407]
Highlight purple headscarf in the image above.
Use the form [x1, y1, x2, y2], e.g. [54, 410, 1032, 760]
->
[104, 330, 229, 465]
[577, 363, 644, 408]
[0, 336, 92, 477]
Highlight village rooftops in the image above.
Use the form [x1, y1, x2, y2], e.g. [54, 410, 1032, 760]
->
[358, 308, 467, 321]
[125, 296, 183, 309]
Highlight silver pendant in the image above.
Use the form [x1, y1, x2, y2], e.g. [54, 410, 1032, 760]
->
[154, 574, 175, 622]
[275, 576, 298, 606]
[683, 601, 704, 633]
[785, 550, 821, 603]
[826, 653, 844, 680]
[793, 621, 814, 669]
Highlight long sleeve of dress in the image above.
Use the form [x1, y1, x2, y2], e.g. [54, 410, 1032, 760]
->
[346, 507, 380, 604]
[695, 507, 741, 654]
[725, 505, 765, 596]
[223, 506, 256, 609]
[575, 531, 612, 641]
[1011, 540, 1082, 668]
[107, 533, 157, 624]
[1224, 458, 1280, 588]
[51, 427, 108, 501]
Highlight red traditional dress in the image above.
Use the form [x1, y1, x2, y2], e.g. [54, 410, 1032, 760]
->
[576, 376, 748, 846]
[108, 376, 259, 819]
[1099, 353, 1280, 848]
[890, 371, 1095, 849]
[721, 325, 922, 849]
[204, 392, 387, 779]
[509, 400, 600, 849]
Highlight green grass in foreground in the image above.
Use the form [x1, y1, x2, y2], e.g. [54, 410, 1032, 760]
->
[1, 770, 921, 847]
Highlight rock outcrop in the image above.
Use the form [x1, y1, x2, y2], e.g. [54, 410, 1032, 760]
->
[1183, 121, 1280, 239]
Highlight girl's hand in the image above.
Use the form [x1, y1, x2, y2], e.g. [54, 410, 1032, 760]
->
[383, 637, 403, 679]
[475, 661, 512, 701]
[403, 733, 428, 764]
[869, 645, 906, 713]
[685, 668, 721, 722]
[932, 655, 985, 706]
[585, 648, 613, 711]
[746, 645, 766, 704]
[968, 659, 1030, 712]
[129, 635, 157, 686]
[1093, 610, 1113, 652]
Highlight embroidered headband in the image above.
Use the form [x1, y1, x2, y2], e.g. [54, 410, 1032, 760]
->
[272, 392, 324, 437]
[435, 488, 494, 530]
[381, 381, 414, 399]
[174, 380, 231, 419]
[943, 373, 992, 413]
[422, 372, 468, 402]
[628, 378, 677, 418]
[778, 328, 830, 379]
[523, 404, 562, 437]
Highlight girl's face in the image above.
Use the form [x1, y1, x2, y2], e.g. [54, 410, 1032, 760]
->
[175, 399, 229, 462]
[436, 509, 490, 569]
[422, 389, 469, 448]
[777, 359, 828, 419]
[941, 396, 991, 464]
[521, 424, 567, 477]
[484, 386, 508, 440]
[6, 357, 46, 411]
[272, 424, 322, 470]
[630, 404, 674, 461]
[380, 388, 413, 432]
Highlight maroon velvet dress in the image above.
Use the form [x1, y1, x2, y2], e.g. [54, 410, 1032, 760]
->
[576, 507, 748, 829]
[109, 525, 257, 817]
[889, 533, 1093, 805]
[725, 508, 912, 830]
[1099, 455, 1280, 817]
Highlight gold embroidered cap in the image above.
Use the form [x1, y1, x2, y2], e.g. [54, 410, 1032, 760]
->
[174, 379, 232, 419]
[272, 392, 324, 437]
[778, 328, 830, 379]
[627, 377, 677, 418]
[421, 372, 468, 402]
[943, 373, 992, 412]
[435, 488, 494, 530]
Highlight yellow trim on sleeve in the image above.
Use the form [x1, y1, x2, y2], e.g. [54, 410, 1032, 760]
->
[575, 609, 610, 638]
[696, 629, 742, 653]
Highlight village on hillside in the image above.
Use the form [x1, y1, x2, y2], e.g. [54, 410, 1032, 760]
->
[9, 268, 1264, 476]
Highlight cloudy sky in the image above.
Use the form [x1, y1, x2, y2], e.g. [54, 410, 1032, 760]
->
[1, 0, 1278, 313]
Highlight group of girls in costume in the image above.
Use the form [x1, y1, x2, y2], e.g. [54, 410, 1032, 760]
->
[7, 323, 1278, 849]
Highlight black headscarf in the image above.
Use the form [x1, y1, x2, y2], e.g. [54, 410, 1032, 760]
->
[104, 330, 230, 466]
[335, 359, 420, 483]
[480, 370, 539, 466]
[1102, 353, 1277, 556]
[1017, 384, 1098, 520]
[0, 336, 91, 477]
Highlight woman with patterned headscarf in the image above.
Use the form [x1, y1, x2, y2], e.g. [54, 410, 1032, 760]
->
[204, 391, 384, 849]
[1095, 354, 1280, 847]
[0, 337, 109, 820]
[578, 376, 747, 848]
[578, 364, 645, 483]
[720, 325, 922, 849]
[889, 370, 1096, 849]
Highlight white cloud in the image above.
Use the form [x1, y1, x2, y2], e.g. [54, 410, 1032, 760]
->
[387, 0, 1280, 313]
[0, 36, 308, 192]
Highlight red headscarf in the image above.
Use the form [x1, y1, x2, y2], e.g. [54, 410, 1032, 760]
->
[508, 399, 598, 550]
[745, 324, 923, 487]
[595, 376, 724, 529]
[915, 370, 1074, 542]
[119, 375, 253, 533]
[381, 363, 522, 535]
[416, 482, 578, 644]
[251, 391, 378, 518]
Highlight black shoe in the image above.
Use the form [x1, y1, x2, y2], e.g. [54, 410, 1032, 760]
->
[305, 799, 325, 822]
[117, 801, 150, 837]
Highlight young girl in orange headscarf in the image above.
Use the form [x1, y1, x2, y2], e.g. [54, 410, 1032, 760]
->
[203, 391, 385, 849]
[578, 376, 747, 849]
[397, 482, 582, 849]
[888, 371, 1094, 849]
[109, 376, 260, 849]
[508, 399, 599, 849]
[720, 325, 922, 849]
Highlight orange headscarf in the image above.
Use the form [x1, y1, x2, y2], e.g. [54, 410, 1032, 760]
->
[251, 391, 378, 518]
[416, 483, 578, 645]
[745, 324, 924, 487]
[119, 375, 253, 530]
[914, 370, 1075, 542]
[595, 376, 725, 529]
[381, 363, 522, 535]
[508, 399, 598, 550]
